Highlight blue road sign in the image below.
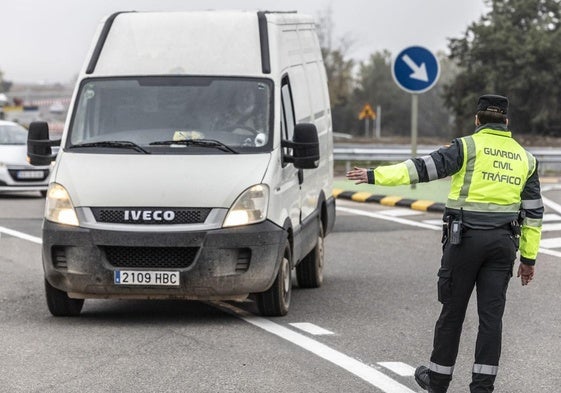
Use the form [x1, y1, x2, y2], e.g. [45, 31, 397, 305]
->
[392, 46, 440, 94]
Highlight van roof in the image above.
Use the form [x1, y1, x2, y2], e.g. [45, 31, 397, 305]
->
[85, 10, 315, 78]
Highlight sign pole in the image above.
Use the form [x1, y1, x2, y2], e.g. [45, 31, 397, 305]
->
[391, 46, 440, 190]
[411, 94, 418, 189]
[411, 94, 418, 157]
[375, 105, 381, 139]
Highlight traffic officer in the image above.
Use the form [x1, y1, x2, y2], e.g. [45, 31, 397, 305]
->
[346, 94, 543, 392]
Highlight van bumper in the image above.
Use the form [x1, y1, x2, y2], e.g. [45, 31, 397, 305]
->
[42, 220, 286, 300]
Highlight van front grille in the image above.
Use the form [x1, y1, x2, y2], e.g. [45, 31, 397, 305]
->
[91, 208, 211, 225]
[104, 246, 198, 269]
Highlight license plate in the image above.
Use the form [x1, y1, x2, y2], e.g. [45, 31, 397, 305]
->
[114, 270, 180, 286]
[17, 170, 44, 179]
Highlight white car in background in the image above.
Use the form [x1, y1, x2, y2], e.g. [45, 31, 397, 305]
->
[0, 120, 51, 196]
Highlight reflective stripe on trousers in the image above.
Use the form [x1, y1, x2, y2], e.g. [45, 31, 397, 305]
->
[429, 361, 454, 375]
[473, 363, 499, 376]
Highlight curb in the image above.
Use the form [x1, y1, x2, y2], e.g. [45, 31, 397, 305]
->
[333, 188, 445, 213]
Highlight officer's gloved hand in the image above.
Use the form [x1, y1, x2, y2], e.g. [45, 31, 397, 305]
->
[517, 263, 535, 286]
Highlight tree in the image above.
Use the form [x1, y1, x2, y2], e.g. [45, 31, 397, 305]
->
[352, 51, 409, 136]
[444, 0, 561, 136]
[316, 6, 356, 133]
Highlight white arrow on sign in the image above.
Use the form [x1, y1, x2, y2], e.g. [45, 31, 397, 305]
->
[401, 54, 429, 82]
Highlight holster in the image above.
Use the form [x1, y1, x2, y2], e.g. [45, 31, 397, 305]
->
[441, 222, 448, 244]
[510, 220, 521, 250]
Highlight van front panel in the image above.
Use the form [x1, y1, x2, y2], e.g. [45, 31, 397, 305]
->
[42, 219, 286, 300]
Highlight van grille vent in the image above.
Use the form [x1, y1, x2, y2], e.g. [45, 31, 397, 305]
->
[235, 248, 251, 273]
[104, 246, 198, 269]
[52, 247, 68, 269]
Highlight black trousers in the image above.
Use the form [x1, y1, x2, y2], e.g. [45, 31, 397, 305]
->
[429, 227, 516, 393]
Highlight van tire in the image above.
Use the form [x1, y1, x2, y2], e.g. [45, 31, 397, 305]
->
[45, 279, 84, 317]
[296, 220, 324, 288]
[256, 241, 292, 316]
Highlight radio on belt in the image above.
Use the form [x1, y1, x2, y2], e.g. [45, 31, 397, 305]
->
[450, 219, 462, 245]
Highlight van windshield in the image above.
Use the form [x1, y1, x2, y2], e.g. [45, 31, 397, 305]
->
[68, 77, 273, 153]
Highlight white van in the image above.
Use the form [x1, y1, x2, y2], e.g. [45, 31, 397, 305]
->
[27, 11, 335, 317]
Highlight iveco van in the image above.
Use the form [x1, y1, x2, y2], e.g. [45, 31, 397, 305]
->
[28, 10, 335, 317]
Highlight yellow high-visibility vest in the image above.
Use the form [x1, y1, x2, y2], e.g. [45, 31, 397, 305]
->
[447, 128, 535, 213]
[447, 128, 541, 260]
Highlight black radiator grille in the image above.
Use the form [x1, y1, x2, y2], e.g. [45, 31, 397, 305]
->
[104, 246, 198, 269]
[91, 208, 211, 225]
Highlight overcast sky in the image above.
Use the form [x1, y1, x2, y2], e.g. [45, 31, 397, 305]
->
[1, 0, 489, 84]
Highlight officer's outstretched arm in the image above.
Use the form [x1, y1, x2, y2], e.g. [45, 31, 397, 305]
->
[347, 139, 464, 186]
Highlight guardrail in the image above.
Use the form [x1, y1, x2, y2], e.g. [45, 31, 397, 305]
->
[333, 144, 561, 173]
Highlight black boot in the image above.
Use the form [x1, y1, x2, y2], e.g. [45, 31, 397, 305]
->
[415, 365, 451, 393]
[415, 366, 431, 391]
[469, 372, 495, 392]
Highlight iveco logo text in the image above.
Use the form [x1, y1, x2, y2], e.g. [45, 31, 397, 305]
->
[123, 210, 175, 221]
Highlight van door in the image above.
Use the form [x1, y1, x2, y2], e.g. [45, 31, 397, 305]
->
[280, 75, 302, 233]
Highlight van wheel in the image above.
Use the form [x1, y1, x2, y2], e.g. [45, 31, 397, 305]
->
[296, 220, 324, 288]
[256, 241, 292, 316]
[45, 279, 84, 317]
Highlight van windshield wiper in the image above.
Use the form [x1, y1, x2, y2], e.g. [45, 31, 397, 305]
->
[149, 139, 238, 154]
[68, 141, 151, 154]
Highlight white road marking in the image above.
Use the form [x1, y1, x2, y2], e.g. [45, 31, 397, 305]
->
[337, 206, 441, 231]
[541, 185, 561, 192]
[289, 322, 335, 336]
[423, 219, 443, 226]
[542, 195, 561, 215]
[538, 248, 561, 258]
[0, 226, 42, 244]
[539, 237, 561, 249]
[214, 301, 416, 393]
[378, 209, 422, 217]
[378, 362, 416, 377]
[542, 223, 561, 232]
[543, 213, 561, 222]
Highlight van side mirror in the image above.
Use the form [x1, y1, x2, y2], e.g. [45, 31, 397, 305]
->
[27, 121, 61, 166]
[282, 123, 320, 169]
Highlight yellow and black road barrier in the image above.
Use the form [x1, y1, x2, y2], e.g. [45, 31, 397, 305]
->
[333, 188, 445, 213]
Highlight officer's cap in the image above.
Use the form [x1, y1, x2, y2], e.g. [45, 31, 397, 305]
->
[477, 94, 508, 115]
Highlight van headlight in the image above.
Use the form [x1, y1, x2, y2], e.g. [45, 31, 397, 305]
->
[223, 184, 269, 228]
[45, 183, 79, 226]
